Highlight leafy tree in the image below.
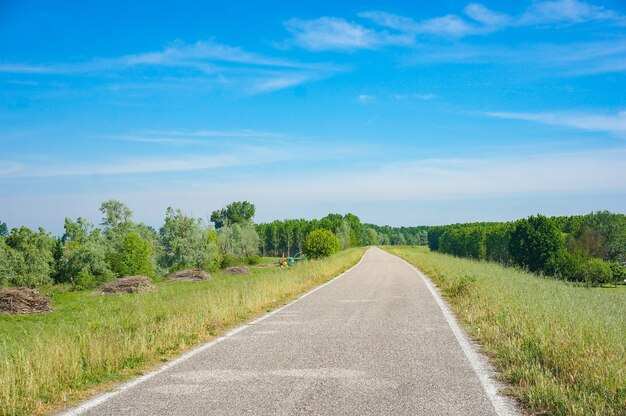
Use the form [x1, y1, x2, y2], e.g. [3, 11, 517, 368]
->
[99, 200, 133, 229]
[211, 201, 255, 230]
[57, 217, 114, 288]
[363, 228, 380, 246]
[218, 223, 260, 262]
[336, 220, 352, 249]
[582, 211, 626, 262]
[509, 215, 563, 273]
[109, 231, 155, 277]
[304, 229, 340, 259]
[160, 207, 219, 271]
[4, 226, 56, 286]
[58, 239, 114, 288]
[581, 257, 612, 286]
[0, 238, 23, 287]
[566, 225, 609, 259]
[62, 217, 94, 244]
[391, 232, 407, 246]
[0, 220, 7, 237]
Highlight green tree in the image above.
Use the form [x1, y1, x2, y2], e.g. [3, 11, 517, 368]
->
[210, 201, 256, 230]
[336, 220, 352, 249]
[5, 226, 56, 286]
[57, 218, 114, 288]
[509, 215, 563, 273]
[218, 223, 260, 262]
[160, 207, 219, 271]
[0, 238, 23, 287]
[363, 228, 380, 246]
[0, 220, 7, 237]
[304, 229, 340, 259]
[110, 231, 155, 277]
[99, 200, 133, 229]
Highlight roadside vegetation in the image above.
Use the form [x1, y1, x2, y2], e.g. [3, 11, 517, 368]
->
[387, 246, 626, 416]
[427, 212, 626, 286]
[0, 247, 366, 415]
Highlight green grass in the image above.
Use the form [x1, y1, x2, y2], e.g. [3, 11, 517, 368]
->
[385, 246, 626, 416]
[0, 248, 365, 416]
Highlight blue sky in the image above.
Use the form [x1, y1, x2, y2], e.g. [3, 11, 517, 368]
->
[1, 0, 625, 233]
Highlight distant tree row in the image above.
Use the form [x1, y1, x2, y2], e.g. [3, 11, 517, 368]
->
[255, 213, 364, 257]
[427, 212, 626, 286]
[255, 216, 428, 257]
[362, 224, 428, 246]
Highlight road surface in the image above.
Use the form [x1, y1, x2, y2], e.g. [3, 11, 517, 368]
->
[66, 247, 518, 416]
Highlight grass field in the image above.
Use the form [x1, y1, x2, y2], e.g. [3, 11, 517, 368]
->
[386, 246, 626, 416]
[0, 248, 365, 416]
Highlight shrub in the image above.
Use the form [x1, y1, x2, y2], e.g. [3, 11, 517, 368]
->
[581, 257, 612, 286]
[304, 229, 340, 259]
[109, 232, 155, 277]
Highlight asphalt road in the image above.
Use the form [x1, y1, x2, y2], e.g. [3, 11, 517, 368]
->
[66, 247, 518, 416]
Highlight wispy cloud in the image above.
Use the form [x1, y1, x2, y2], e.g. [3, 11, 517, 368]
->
[391, 93, 436, 100]
[360, 1, 622, 40]
[285, 1, 623, 53]
[284, 17, 411, 51]
[0, 147, 285, 178]
[519, 0, 619, 25]
[486, 110, 626, 137]
[97, 129, 285, 144]
[358, 94, 374, 103]
[0, 39, 344, 93]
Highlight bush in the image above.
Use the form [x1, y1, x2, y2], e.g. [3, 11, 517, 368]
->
[304, 229, 340, 259]
[109, 232, 155, 277]
[581, 257, 612, 286]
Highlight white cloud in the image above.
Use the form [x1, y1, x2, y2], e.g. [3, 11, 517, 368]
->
[392, 93, 436, 100]
[0, 148, 285, 178]
[464, 3, 512, 27]
[354, 1, 623, 43]
[284, 17, 411, 51]
[0, 39, 344, 93]
[520, 0, 618, 25]
[358, 94, 374, 103]
[486, 110, 626, 136]
[97, 129, 284, 144]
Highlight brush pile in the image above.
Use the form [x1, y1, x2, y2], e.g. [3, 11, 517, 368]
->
[0, 287, 52, 315]
[224, 266, 252, 275]
[166, 269, 210, 282]
[100, 276, 156, 294]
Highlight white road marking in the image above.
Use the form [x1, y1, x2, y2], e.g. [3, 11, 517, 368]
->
[61, 250, 369, 415]
[397, 255, 519, 416]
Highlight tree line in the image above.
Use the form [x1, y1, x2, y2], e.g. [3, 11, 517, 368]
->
[255, 216, 428, 257]
[427, 211, 626, 286]
[0, 200, 429, 290]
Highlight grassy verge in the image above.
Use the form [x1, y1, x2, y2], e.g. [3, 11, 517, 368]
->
[0, 248, 366, 416]
[385, 246, 625, 416]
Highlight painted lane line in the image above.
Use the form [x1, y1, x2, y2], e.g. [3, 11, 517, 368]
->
[61, 249, 370, 415]
[397, 256, 519, 416]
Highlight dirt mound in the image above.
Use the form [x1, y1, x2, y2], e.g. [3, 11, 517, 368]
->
[224, 266, 252, 275]
[0, 287, 52, 315]
[166, 269, 210, 282]
[100, 276, 156, 294]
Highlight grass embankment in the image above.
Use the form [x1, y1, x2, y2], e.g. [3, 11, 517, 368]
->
[0, 248, 366, 416]
[386, 246, 626, 416]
